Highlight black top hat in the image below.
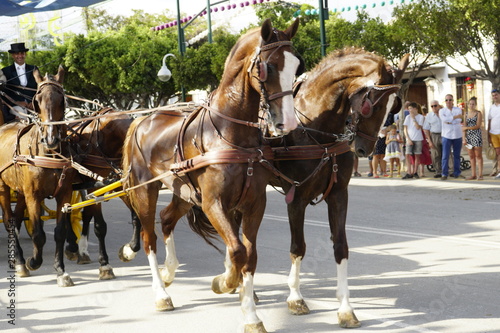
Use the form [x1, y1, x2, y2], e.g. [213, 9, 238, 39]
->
[8, 42, 29, 53]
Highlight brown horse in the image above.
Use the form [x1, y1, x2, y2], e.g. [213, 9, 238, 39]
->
[64, 108, 134, 280]
[0, 66, 77, 287]
[120, 19, 300, 332]
[265, 49, 409, 327]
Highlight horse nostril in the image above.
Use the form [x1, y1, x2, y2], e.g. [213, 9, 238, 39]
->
[356, 149, 366, 157]
[276, 123, 284, 130]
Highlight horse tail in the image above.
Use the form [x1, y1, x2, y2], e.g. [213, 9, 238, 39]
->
[186, 205, 222, 254]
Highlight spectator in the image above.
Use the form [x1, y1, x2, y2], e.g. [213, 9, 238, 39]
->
[402, 102, 425, 179]
[372, 127, 388, 178]
[352, 154, 362, 177]
[423, 100, 443, 178]
[1, 42, 38, 122]
[487, 89, 500, 179]
[462, 97, 483, 180]
[418, 104, 431, 177]
[439, 94, 464, 180]
[384, 124, 404, 177]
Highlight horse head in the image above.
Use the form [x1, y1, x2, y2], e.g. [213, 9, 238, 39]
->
[217, 18, 300, 139]
[33, 65, 66, 150]
[254, 18, 300, 136]
[348, 53, 409, 157]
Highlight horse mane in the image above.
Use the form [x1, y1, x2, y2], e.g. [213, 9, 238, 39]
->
[219, 28, 260, 88]
[307, 47, 387, 82]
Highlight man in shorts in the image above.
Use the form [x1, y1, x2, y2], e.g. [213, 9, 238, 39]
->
[402, 102, 425, 179]
[488, 89, 500, 179]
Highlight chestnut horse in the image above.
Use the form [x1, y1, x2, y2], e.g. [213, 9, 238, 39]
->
[184, 48, 409, 327]
[65, 108, 134, 280]
[267, 49, 409, 327]
[0, 66, 77, 286]
[120, 19, 299, 332]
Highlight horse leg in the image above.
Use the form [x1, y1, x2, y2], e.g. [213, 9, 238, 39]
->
[131, 182, 173, 311]
[23, 193, 46, 272]
[54, 191, 75, 287]
[118, 197, 142, 262]
[241, 214, 267, 332]
[286, 200, 310, 315]
[158, 196, 190, 287]
[0, 185, 29, 277]
[90, 203, 115, 280]
[326, 190, 360, 328]
[65, 191, 90, 263]
[77, 204, 92, 264]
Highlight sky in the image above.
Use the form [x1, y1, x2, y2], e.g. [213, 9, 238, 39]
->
[0, 0, 398, 51]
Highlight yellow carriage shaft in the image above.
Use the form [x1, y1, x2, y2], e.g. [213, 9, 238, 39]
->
[62, 181, 126, 213]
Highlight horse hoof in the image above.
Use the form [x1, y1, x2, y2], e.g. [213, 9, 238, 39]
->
[244, 322, 267, 333]
[57, 273, 75, 287]
[16, 264, 30, 277]
[160, 267, 175, 287]
[99, 266, 116, 280]
[77, 253, 92, 265]
[64, 249, 78, 261]
[287, 299, 310, 315]
[338, 311, 361, 328]
[118, 244, 136, 262]
[25, 257, 41, 271]
[155, 298, 174, 311]
[211, 274, 231, 294]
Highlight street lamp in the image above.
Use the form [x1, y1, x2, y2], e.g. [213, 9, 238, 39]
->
[157, 53, 176, 82]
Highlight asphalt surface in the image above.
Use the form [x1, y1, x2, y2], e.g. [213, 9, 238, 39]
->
[1, 171, 499, 332]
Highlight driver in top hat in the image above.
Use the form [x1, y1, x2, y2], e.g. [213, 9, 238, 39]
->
[1, 42, 38, 123]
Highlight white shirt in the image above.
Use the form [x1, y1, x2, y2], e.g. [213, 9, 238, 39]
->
[423, 112, 442, 133]
[16, 64, 27, 86]
[403, 113, 424, 141]
[439, 106, 463, 139]
[488, 103, 500, 135]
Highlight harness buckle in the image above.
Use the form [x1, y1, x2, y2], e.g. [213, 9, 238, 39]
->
[247, 166, 254, 176]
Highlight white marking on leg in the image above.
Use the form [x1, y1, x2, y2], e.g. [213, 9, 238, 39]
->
[336, 258, 354, 315]
[161, 233, 179, 284]
[279, 51, 299, 133]
[240, 272, 261, 326]
[147, 248, 170, 302]
[122, 244, 137, 261]
[287, 256, 304, 302]
[78, 235, 89, 257]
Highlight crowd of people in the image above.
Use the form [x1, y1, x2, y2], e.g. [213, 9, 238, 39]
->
[353, 91, 500, 181]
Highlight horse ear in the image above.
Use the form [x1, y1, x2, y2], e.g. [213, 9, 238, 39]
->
[261, 18, 273, 43]
[33, 68, 42, 85]
[285, 18, 300, 39]
[54, 65, 65, 84]
[393, 53, 410, 83]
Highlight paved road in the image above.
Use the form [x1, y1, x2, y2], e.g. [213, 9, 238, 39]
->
[1, 176, 499, 332]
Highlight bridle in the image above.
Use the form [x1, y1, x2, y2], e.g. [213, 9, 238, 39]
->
[348, 83, 402, 142]
[32, 79, 66, 149]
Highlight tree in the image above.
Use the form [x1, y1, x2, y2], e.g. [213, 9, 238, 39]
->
[394, 0, 500, 88]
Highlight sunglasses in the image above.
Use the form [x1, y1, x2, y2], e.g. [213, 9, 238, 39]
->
[492, 89, 499, 93]
[431, 105, 438, 107]
[445, 99, 453, 101]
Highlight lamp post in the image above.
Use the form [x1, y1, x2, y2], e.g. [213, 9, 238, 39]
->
[318, 0, 328, 57]
[157, 53, 176, 82]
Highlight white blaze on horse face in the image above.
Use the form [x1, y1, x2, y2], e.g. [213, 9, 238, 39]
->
[278, 51, 299, 133]
[380, 93, 397, 133]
